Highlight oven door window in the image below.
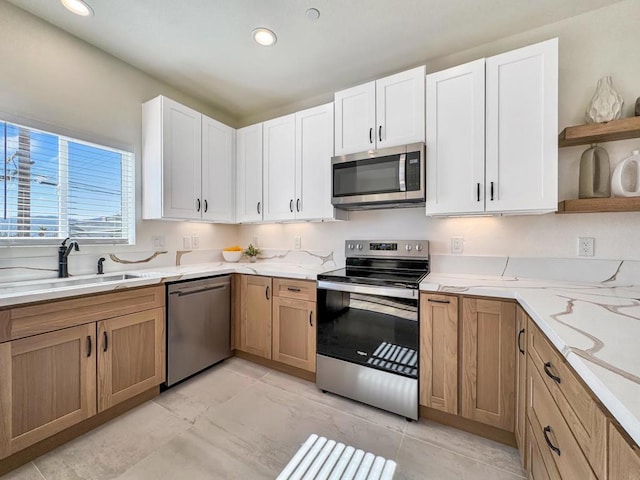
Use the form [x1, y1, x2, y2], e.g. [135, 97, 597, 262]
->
[333, 155, 401, 197]
[317, 289, 418, 378]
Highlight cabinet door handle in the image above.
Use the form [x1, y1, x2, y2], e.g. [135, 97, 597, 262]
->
[378, 125, 382, 142]
[543, 361, 562, 384]
[490, 182, 494, 201]
[257, 201, 261, 214]
[86, 335, 92, 357]
[518, 328, 525, 355]
[103, 331, 109, 352]
[428, 298, 450, 304]
[204, 200, 208, 213]
[543, 426, 561, 456]
[477, 183, 481, 202]
[196, 198, 201, 212]
[309, 311, 313, 327]
[287, 287, 301, 292]
[296, 199, 300, 212]
[266, 285, 270, 300]
[369, 127, 373, 144]
[289, 199, 294, 213]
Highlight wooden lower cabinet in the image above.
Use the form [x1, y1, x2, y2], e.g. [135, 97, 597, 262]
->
[461, 297, 516, 431]
[527, 419, 560, 480]
[0, 324, 96, 458]
[609, 423, 640, 480]
[419, 293, 458, 415]
[515, 306, 528, 466]
[272, 297, 316, 372]
[239, 275, 273, 359]
[97, 308, 165, 412]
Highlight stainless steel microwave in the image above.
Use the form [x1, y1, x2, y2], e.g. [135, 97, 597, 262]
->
[331, 142, 425, 210]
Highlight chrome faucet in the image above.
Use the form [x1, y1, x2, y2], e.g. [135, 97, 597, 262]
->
[58, 237, 80, 278]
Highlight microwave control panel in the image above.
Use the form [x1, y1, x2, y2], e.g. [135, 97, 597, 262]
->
[406, 151, 422, 191]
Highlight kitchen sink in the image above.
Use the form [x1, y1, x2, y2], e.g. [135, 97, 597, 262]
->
[0, 273, 144, 295]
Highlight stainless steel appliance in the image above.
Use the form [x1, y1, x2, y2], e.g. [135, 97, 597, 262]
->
[331, 143, 425, 210]
[316, 240, 429, 420]
[166, 275, 232, 386]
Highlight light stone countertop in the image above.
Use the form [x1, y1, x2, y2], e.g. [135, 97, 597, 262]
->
[0, 261, 330, 308]
[420, 272, 640, 447]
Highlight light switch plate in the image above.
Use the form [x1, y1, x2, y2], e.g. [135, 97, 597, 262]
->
[451, 236, 464, 254]
[151, 235, 165, 248]
[192, 236, 200, 249]
[294, 236, 301, 250]
[183, 236, 192, 250]
[252, 236, 259, 247]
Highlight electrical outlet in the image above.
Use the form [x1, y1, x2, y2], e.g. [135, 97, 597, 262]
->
[451, 236, 464, 254]
[151, 235, 165, 248]
[294, 236, 301, 250]
[577, 237, 595, 257]
[192, 236, 200, 249]
[183, 236, 192, 250]
[252, 236, 259, 247]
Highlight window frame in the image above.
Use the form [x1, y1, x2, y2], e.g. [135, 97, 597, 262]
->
[0, 116, 136, 246]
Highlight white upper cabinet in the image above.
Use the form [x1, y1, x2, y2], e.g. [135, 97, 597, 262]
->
[334, 82, 376, 155]
[376, 67, 426, 149]
[263, 114, 297, 221]
[236, 123, 264, 223]
[295, 103, 336, 220]
[142, 95, 235, 222]
[426, 60, 486, 216]
[335, 66, 425, 156]
[425, 38, 558, 217]
[485, 38, 558, 213]
[202, 115, 235, 222]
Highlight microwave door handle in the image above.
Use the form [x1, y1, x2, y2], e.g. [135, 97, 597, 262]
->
[399, 154, 406, 192]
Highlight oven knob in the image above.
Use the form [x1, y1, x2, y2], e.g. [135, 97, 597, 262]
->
[347, 243, 354, 250]
[405, 244, 412, 252]
[415, 244, 423, 252]
[357, 243, 363, 250]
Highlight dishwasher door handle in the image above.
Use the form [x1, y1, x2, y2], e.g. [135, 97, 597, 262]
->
[169, 284, 228, 296]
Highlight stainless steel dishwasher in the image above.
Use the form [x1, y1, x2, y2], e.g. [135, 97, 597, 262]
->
[166, 275, 232, 386]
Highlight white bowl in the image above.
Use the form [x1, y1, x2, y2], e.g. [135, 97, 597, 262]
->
[222, 250, 243, 262]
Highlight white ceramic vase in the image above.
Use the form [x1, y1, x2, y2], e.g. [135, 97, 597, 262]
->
[585, 76, 624, 124]
[611, 150, 640, 197]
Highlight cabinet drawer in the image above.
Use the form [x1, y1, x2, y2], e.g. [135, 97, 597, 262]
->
[273, 278, 316, 301]
[528, 321, 606, 478]
[7, 286, 165, 341]
[528, 355, 596, 480]
[527, 419, 561, 480]
[609, 422, 640, 479]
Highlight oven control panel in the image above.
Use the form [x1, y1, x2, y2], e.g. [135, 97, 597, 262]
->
[345, 240, 429, 258]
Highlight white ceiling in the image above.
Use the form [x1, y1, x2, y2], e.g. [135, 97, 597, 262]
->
[8, 0, 624, 123]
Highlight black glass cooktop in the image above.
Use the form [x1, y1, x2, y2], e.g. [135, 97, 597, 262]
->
[318, 258, 429, 289]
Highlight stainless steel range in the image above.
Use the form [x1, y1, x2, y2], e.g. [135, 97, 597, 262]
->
[316, 240, 429, 420]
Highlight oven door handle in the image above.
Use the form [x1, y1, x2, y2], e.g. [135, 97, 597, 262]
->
[317, 280, 418, 300]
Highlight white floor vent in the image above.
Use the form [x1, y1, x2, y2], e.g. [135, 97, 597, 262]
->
[277, 434, 397, 480]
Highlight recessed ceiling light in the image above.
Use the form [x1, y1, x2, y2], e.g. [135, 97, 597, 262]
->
[306, 8, 320, 20]
[252, 28, 277, 47]
[60, 0, 94, 17]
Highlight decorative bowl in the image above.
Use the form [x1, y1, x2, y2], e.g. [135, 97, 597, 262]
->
[222, 250, 243, 262]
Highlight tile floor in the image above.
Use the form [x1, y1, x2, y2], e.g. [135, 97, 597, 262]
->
[3, 358, 526, 480]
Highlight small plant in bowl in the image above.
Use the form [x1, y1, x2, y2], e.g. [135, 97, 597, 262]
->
[222, 245, 243, 263]
[243, 244, 261, 263]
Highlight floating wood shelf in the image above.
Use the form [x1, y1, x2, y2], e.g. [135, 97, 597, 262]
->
[557, 197, 640, 214]
[558, 117, 640, 147]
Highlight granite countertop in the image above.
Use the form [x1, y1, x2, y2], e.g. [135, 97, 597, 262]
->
[0, 261, 329, 308]
[420, 272, 640, 447]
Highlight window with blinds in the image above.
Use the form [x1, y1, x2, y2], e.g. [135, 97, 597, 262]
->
[0, 121, 135, 245]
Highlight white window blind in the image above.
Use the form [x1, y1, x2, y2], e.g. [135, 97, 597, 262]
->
[0, 121, 135, 245]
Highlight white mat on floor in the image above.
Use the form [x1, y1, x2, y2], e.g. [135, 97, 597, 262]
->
[276, 434, 396, 480]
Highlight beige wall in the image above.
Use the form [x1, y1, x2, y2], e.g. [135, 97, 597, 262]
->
[0, 2, 238, 262]
[238, 0, 640, 264]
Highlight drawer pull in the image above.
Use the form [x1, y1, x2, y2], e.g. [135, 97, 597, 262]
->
[544, 361, 562, 384]
[287, 287, 302, 292]
[543, 426, 561, 456]
[517, 328, 525, 355]
[428, 298, 450, 304]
